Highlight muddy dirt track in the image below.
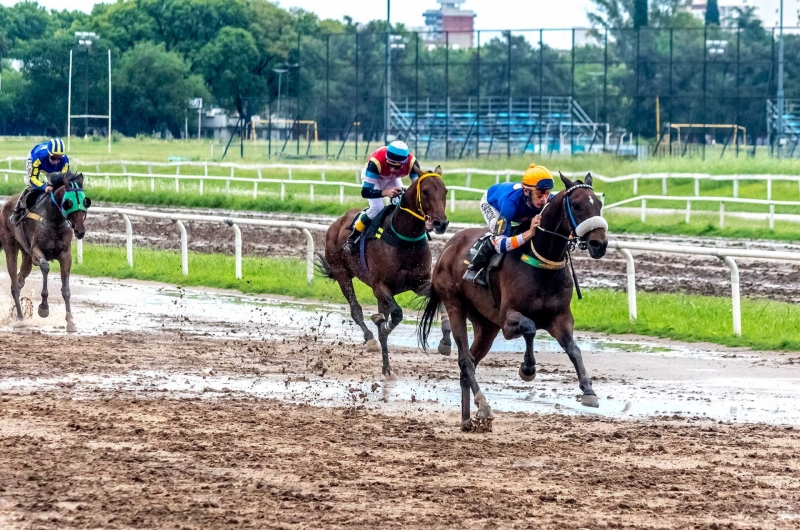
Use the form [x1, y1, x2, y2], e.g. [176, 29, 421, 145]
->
[82, 205, 800, 304]
[2, 320, 800, 529]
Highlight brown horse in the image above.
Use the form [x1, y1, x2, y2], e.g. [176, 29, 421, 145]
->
[0, 172, 90, 332]
[418, 173, 608, 431]
[317, 167, 449, 377]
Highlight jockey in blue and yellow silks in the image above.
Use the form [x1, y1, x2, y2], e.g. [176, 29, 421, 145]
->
[11, 139, 71, 225]
[463, 164, 554, 285]
[343, 141, 424, 254]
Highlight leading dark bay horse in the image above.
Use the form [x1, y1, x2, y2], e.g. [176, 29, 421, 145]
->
[317, 167, 449, 377]
[0, 171, 90, 332]
[418, 173, 608, 431]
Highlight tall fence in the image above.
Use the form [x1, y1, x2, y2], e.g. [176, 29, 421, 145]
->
[250, 26, 800, 160]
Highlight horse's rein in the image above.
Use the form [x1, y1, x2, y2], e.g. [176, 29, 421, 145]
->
[398, 172, 440, 223]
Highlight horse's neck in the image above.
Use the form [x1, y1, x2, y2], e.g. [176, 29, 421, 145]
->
[31, 190, 61, 224]
[391, 190, 425, 237]
[532, 199, 569, 261]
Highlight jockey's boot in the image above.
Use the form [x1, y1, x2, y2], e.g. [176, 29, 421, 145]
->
[343, 214, 371, 255]
[9, 191, 30, 226]
[343, 229, 361, 255]
[463, 238, 495, 286]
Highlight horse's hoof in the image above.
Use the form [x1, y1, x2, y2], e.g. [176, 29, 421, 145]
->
[66, 323, 77, 333]
[37, 306, 49, 318]
[437, 341, 452, 356]
[473, 417, 493, 433]
[476, 405, 494, 421]
[370, 313, 386, 326]
[461, 419, 475, 432]
[382, 370, 397, 381]
[581, 394, 600, 408]
[519, 364, 536, 382]
[366, 339, 380, 353]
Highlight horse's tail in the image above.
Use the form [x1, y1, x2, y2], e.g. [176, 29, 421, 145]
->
[315, 252, 334, 280]
[417, 286, 442, 352]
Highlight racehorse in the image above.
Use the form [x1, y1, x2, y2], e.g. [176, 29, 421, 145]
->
[317, 167, 449, 377]
[0, 171, 90, 332]
[418, 173, 608, 431]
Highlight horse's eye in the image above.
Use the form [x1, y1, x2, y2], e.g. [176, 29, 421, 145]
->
[573, 202, 582, 210]
[422, 189, 429, 196]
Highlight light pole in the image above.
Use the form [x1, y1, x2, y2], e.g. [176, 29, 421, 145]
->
[386, 0, 391, 144]
[777, 0, 785, 158]
[273, 68, 288, 120]
[75, 32, 97, 138]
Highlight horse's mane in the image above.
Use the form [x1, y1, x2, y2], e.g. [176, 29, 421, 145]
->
[48, 171, 84, 190]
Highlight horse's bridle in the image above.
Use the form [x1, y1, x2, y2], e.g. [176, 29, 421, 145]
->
[398, 172, 441, 223]
[536, 183, 607, 251]
[50, 182, 89, 223]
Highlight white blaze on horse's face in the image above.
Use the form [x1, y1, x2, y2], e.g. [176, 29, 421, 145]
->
[589, 197, 594, 205]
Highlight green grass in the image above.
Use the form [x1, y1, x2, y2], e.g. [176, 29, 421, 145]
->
[56, 243, 800, 351]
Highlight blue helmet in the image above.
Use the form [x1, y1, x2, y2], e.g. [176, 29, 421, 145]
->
[47, 138, 66, 157]
[386, 141, 409, 165]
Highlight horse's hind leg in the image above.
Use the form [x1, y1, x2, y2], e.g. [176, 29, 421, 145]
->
[549, 312, 598, 408]
[4, 247, 23, 320]
[58, 251, 76, 332]
[370, 283, 402, 378]
[30, 248, 50, 318]
[501, 310, 537, 382]
[334, 273, 378, 352]
[438, 310, 452, 356]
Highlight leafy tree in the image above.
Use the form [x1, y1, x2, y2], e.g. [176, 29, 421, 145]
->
[113, 42, 209, 137]
[196, 27, 266, 125]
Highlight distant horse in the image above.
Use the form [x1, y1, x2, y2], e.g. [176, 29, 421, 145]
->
[0, 172, 90, 332]
[418, 173, 608, 431]
[317, 167, 449, 377]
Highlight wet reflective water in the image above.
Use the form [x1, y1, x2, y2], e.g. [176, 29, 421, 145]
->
[2, 276, 799, 425]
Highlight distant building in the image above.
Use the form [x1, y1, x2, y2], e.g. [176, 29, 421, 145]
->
[421, 1, 476, 49]
[690, 0, 800, 28]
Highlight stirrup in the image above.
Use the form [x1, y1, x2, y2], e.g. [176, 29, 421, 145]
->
[462, 267, 487, 286]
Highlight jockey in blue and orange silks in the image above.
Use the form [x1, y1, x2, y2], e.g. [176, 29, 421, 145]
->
[10, 138, 71, 225]
[463, 164, 554, 285]
[343, 140, 424, 254]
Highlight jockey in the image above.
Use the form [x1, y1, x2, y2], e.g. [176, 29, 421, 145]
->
[463, 164, 554, 285]
[10, 138, 70, 225]
[343, 140, 423, 254]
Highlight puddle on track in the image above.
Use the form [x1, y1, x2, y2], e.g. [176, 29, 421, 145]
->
[2, 276, 799, 425]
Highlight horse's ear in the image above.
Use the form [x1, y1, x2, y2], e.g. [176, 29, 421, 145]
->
[76, 173, 85, 187]
[433, 165, 442, 176]
[584, 173, 593, 187]
[559, 171, 574, 190]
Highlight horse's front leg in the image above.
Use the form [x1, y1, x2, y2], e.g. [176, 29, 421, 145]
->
[17, 254, 32, 291]
[58, 250, 76, 332]
[549, 312, 598, 408]
[501, 309, 537, 382]
[31, 247, 49, 318]
[4, 245, 23, 320]
[370, 283, 402, 378]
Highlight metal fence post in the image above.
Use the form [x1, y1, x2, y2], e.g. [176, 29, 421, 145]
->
[617, 248, 637, 321]
[225, 219, 243, 280]
[121, 213, 133, 268]
[721, 256, 741, 336]
[175, 220, 189, 276]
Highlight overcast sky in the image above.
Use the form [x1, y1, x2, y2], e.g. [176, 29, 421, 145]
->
[1, 0, 596, 30]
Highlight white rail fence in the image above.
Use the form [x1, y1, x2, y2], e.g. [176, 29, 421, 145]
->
[74, 206, 800, 337]
[604, 195, 800, 228]
[4, 156, 800, 201]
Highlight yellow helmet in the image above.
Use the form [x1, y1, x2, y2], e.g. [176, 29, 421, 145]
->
[521, 164, 554, 190]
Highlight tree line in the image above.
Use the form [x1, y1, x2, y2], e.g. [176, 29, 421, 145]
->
[0, 0, 798, 147]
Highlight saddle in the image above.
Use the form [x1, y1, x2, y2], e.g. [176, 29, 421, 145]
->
[349, 205, 428, 250]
